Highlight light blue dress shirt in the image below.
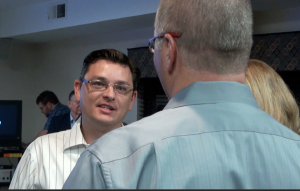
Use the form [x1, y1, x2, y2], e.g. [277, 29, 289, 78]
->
[63, 82, 300, 189]
[70, 113, 75, 128]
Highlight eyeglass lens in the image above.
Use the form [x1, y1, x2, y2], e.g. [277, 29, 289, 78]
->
[87, 80, 132, 95]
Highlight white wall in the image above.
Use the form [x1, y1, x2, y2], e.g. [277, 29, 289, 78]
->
[0, 0, 160, 38]
[0, 40, 36, 141]
[0, 40, 36, 167]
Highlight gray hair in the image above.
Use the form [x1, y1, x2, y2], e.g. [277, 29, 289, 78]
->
[155, 0, 253, 74]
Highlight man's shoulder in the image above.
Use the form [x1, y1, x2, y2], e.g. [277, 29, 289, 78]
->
[33, 129, 71, 148]
[52, 112, 70, 120]
[86, 110, 175, 162]
[59, 103, 69, 109]
[54, 102, 69, 110]
[47, 112, 71, 134]
[86, 107, 209, 160]
[50, 103, 70, 117]
[87, 103, 300, 163]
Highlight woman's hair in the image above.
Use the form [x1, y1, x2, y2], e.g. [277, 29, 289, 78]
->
[246, 59, 300, 134]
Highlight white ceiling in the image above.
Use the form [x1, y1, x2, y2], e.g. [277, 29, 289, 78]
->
[5, 13, 156, 44]
[0, 0, 157, 43]
[1, 0, 299, 12]
[0, 0, 300, 44]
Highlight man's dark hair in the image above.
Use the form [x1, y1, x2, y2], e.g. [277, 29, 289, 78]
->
[79, 49, 141, 91]
[36, 90, 60, 105]
[69, 90, 75, 101]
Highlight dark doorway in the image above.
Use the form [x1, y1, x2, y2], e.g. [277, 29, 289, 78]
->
[137, 78, 168, 120]
[277, 71, 300, 104]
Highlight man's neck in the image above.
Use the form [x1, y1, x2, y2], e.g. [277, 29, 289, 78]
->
[195, 71, 246, 83]
[80, 117, 123, 144]
[71, 112, 80, 121]
[168, 66, 246, 99]
[51, 103, 59, 110]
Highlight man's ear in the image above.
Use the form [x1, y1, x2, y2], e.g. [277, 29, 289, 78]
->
[68, 100, 71, 108]
[74, 79, 81, 102]
[46, 101, 52, 108]
[164, 33, 177, 74]
[128, 91, 138, 111]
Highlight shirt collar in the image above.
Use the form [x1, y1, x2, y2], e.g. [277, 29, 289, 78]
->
[49, 102, 62, 114]
[63, 116, 88, 151]
[164, 81, 259, 110]
[63, 117, 125, 151]
[70, 113, 74, 122]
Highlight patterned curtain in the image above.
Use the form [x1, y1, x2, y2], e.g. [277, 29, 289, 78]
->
[128, 47, 157, 78]
[128, 32, 300, 74]
[128, 32, 300, 119]
[251, 32, 300, 71]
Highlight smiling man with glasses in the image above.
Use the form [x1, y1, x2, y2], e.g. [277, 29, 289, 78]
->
[10, 49, 140, 189]
[75, 49, 139, 144]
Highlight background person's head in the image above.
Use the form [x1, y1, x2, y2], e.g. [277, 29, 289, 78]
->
[36, 90, 60, 118]
[74, 49, 141, 133]
[152, 0, 253, 98]
[68, 90, 81, 119]
[246, 59, 300, 134]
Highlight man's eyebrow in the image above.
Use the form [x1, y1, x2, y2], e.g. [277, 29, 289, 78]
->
[91, 77, 131, 86]
[92, 76, 107, 81]
[114, 80, 131, 86]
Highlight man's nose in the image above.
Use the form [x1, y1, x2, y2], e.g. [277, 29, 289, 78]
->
[102, 84, 116, 100]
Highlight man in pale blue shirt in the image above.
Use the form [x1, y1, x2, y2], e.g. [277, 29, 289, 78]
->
[63, 0, 300, 189]
[68, 90, 81, 128]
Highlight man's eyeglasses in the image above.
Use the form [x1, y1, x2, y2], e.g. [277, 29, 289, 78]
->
[148, 32, 182, 53]
[39, 105, 45, 110]
[82, 79, 133, 95]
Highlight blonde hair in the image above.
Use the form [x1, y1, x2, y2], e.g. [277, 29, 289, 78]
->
[246, 59, 300, 134]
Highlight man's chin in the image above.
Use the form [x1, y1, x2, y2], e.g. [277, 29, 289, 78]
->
[96, 118, 121, 128]
[98, 119, 114, 125]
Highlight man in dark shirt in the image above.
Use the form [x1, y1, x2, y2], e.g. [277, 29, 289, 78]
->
[47, 90, 82, 134]
[22, 90, 70, 149]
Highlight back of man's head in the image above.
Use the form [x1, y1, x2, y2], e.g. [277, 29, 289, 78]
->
[155, 0, 253, 74]
[36, 90, 60, 105]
